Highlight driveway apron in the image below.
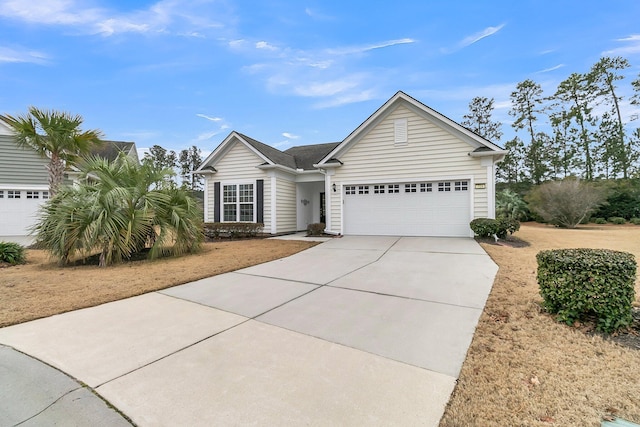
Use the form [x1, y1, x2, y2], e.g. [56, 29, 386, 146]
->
[0, 236, 498, 426]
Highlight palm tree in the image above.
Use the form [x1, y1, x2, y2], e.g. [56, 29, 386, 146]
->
[34, 154, 203, 267]
[0, 107, 103, 196]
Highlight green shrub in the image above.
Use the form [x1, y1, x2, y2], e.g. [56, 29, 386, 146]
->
[470, 218, 520, 239]
[0, 242, 26, 265]
[537, 249, 636, 333]
[496, 189, 529, 221]
[608, 216, 626, 224]
[593, 217, 607, 224]
[630, 217, 640, 225]
[307, 223, 325, 236]
[593, 179, 640, 220]
[203, 222, 264, 239]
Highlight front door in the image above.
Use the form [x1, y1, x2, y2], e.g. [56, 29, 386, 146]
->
[320, 192, 326, 224]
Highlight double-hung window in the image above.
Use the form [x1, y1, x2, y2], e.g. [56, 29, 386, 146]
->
[223, 184, 254, 222]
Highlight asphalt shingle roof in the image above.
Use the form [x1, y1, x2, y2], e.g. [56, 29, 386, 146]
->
[238, 133, 340, 171]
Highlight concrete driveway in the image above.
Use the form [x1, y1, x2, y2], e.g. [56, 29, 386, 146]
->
[0, 236, 498, 426]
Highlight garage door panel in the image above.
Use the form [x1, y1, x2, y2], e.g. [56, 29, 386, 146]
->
[343, 181, 470, 237]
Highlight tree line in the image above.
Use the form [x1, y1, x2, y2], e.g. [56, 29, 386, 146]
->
[461, 56, 640, 184]
[142, 144, 204, 192]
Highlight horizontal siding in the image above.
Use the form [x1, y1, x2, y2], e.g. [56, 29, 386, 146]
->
[276, 177, 296, 233]
[330, 105, 490, 231]
[0, 135, 49, 186]
[204, 141, 270, 228]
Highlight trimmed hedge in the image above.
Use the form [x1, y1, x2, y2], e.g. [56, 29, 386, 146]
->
[608, 216, 626, 224]
[593, 217, 607, 224]
[203, 222, 264, 239]
[537, 248, 636, 333]
[0, 241, 26, 265]
[470, 218, 520, 239]
[307, 223, 325, 236]
[631, 217, 640, 225]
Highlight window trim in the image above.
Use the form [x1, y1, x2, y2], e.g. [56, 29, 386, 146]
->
[221, 181, 256, 222]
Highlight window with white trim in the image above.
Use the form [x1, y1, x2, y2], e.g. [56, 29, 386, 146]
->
[373, 185, 385, 194]
[345, 186, 356, 195]
[223, 184, 255, 222]
[438, 182, 451, 192]
[455, 181, 468, 191]
[26, 191, 39, 199]
[8, 190, 20, 199]
[420, 183, 432, 192]
[388, 184, 399, 194]
[358, 185, 369, 195]
[404, 183, 417, 193]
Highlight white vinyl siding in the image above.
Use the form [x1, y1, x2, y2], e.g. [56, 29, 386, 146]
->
[276, 176, 296, 233]
[203, 140, 271, 231]
[329, 105, 488, 235]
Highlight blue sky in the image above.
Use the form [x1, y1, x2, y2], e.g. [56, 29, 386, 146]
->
[1, 1, 640, 158]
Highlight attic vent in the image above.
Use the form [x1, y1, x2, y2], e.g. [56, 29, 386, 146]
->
[394, 118, 407, 145]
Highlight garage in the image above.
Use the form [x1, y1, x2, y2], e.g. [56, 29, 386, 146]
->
[0, 189, 49, 237]
[343, 180, 471, 237]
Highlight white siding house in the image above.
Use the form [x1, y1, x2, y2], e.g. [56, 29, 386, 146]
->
[197, 91, 506, 237]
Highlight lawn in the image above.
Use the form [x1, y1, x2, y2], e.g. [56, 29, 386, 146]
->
[441, 223, 640, 427]
[0, 239, 318, 328]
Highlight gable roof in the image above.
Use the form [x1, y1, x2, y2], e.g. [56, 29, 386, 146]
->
[197, 131, 340, 173]
[90, 140, 138, 163]
[317, 91, 506, 166]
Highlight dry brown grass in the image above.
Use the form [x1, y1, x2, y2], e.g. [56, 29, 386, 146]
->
[441, 223, 640, 427]
[0, 239, 317, 328]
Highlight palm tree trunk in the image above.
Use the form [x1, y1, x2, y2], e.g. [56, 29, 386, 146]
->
[48, 153, 66, 197]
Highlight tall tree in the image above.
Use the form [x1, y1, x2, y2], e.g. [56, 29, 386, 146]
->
[549, 109, 580, 178]
[497, 137, 526, 183]
[509, 79, 548, 184]
[0, 107, 103, 196]
[589, 56, 631, 178]
[461, 96, 503, 142]
[179, 145, 203, 191]
[553, 73, 597, 180]
[143, 145, 177, 171]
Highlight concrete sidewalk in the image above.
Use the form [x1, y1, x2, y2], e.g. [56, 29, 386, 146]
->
[0, 236, 498, 426]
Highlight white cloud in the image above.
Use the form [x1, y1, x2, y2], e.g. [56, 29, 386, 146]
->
[0, 0, 230, 37]
[459, 24, 505, 48]
[294, 79, 361, 97]
[326, 38, 416, 56]
[304, 8, 334, 21]
[536, 64, 565, 74]
[282, 132, 299, 139]
[196, 114, 223, 122]
[603, 34, 640, 56]
[0, 46, 50, 64]
[256, 41, 278, 51]
[312, 89, 377, 109]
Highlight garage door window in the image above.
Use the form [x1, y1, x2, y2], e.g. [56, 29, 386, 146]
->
[455, 181, 468, 191]
[345, 186, 356, 195]
[404, 183, 417, 193]
[0, 190, 3, 198]
[438, 182, 451, 192]
[358, 186, 369, 195]
[420, 183, 432, 192]
[373, 185, 385, 194]
[8, 190, 20, 199]
[26, 191, 39, 199]
[388, 184, 399, 193]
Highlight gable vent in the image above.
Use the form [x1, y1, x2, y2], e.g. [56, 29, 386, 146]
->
[394, 118, 408, 144]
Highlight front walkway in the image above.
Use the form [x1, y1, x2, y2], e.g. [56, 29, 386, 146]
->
[0, 236, 498, 426]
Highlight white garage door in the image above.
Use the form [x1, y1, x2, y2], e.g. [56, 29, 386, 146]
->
[0, 189, 49, 237]
[343, 180, 471, 237]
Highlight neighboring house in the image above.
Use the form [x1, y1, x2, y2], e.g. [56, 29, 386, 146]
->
[197, 91, 507, 237]
[0, 129, 138, 240]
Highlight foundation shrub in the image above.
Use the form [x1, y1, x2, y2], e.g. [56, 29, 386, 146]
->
[204, 222, 264, 239]
[593, 217, 607, 224]
[0, 242, 26, 265]
[470, 218, 520, 239]
[307, 223, 325, 236]
[537, 248, 636, 333]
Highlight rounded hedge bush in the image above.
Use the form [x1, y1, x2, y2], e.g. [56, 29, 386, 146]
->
[537, 248, 636, 333]
[608, 216, 627, 224]
[470, 218, 520, 239]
